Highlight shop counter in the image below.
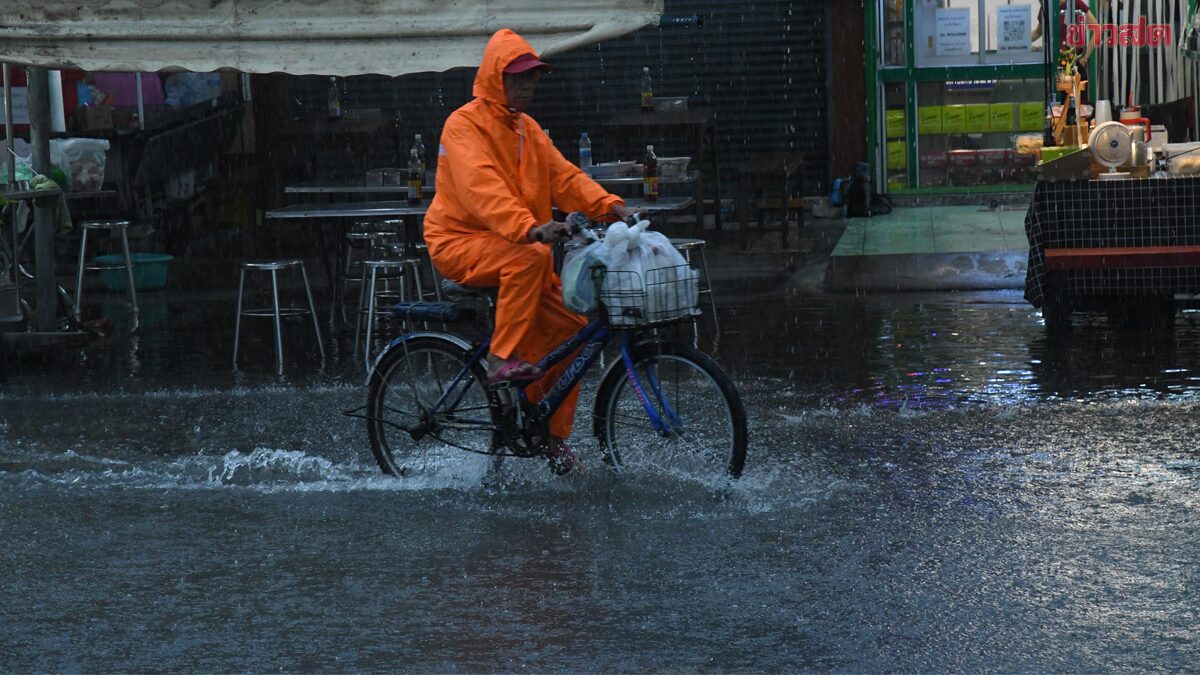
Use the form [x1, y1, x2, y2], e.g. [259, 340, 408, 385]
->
[1024, 177, 1200, 320]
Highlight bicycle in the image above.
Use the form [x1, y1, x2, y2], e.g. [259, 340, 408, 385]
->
[354, 214, 748, 483]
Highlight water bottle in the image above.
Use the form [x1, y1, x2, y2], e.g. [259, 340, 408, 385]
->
[407, 148, 423, 205]
[413, 134, 426, 172]
[643, 144, 658, 202]
[579, 132, 592, 169]
[326, 76, 342, 120]
[640, 67, 654, 111]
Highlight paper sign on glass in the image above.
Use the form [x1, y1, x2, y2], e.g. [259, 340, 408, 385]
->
[0, 88, 30, 125]
[998, 5, 1031, 52]
[936, 8, 971, 56]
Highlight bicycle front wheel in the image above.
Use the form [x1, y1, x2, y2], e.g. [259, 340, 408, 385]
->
[593, 340, 748, 480]
[367, 336, 500, 481]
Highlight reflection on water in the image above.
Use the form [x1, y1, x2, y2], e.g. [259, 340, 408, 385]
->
[3, 287, 1200, 671]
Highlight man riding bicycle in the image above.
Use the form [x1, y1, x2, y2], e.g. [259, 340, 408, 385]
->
[423, 29, 635, 474]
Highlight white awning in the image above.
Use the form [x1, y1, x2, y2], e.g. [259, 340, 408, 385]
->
[0, 0, 662, 75]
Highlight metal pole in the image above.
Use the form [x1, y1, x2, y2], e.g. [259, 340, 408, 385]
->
[27, 66, 57, 332]
[135, 72, 145, 130]
[3, 63, 14, 187]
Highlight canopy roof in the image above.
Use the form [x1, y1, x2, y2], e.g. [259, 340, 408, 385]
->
[0, 0, 662, 75]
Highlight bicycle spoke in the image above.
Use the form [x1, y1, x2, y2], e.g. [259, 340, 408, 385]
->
[368, 338, 499, 480]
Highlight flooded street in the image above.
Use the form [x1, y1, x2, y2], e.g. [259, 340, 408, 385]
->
[3, 287, 1200, 671]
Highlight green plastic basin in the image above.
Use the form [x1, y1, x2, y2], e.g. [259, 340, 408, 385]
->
[94, 253, 174, 292]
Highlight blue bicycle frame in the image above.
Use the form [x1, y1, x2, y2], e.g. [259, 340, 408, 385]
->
[392, 316, 683, 438]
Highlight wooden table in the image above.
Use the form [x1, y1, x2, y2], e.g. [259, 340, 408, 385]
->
[734, 151, 804, 249]
[285, 178, 435, 196]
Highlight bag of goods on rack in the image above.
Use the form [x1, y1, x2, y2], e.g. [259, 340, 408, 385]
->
[49, 138, 110, 192]
[561, 229, 606, 314]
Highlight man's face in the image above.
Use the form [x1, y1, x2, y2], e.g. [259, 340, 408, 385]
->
[503, 69, 542, 112]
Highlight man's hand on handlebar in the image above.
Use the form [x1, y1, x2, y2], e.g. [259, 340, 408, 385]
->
[528, 220, 573, 243]
[610, 203, 636, 224]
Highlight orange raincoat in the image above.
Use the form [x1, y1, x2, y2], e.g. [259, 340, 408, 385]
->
[424, 29, 624, 439]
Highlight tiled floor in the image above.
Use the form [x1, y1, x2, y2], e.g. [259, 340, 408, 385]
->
[832, 206, 1029, 258]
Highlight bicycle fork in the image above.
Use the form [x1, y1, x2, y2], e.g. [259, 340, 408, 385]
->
[619, 332, 685, 437]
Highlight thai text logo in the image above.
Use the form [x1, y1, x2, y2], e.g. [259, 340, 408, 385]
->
[1065, 18, 1172, 47]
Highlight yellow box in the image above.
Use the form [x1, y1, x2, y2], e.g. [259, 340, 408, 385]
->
[989, 103, 1015, 132]
[886, 110, 906, 139]
[887, 180, 907, 192]
[918, 106, 942, 134]
[941, 105, 966, 133]
[965, 104, 990, 133]
[1019, 102, 1044, 131]
[887, 141, 907, 170]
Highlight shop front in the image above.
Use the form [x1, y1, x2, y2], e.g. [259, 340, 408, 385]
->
[867, 0, 1051, 195]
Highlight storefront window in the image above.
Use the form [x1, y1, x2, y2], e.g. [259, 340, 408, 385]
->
[882, 0, 906, 68]
[883, 83, 909, 191]
[915, 78, 1042, 188]
[914, 0, 1041, 68]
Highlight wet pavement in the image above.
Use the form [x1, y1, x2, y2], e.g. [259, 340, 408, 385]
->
[3, 260, 1200, 671]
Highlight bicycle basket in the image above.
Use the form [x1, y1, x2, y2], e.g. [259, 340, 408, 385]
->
[596, 264, 701, 327]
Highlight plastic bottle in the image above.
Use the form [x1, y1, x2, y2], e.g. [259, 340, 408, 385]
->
[413, 134, 426, 172]
[579, 132, 592, 169]
[407, 148, 423, 205]
[327, 77, 342, 120]
[640, 67, 654, 111]
[643, 144, 658, 202]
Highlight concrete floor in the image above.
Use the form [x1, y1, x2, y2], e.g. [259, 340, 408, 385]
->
[825, 205, 1030, 292]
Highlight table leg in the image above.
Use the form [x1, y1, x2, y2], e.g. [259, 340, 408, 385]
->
[708, 124, 723, 232]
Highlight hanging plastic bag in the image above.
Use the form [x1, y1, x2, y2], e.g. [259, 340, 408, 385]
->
[50, 138, 110, 192]
[561, 231, 607, 314]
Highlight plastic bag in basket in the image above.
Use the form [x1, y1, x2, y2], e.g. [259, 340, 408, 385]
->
[601, 219, 699, 326]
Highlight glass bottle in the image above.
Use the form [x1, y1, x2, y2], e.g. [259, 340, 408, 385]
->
[327, 77, 342, 120]
[407, 148, 423, 205]
[643, 144, 658, 202]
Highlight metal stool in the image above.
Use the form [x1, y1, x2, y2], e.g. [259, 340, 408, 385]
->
[355, 258, 425, 369]
[382, 241, 443, 301]
[73, 219, 138, 330]
[233, 259, 325, 373]
[670, 237, 719, 351]
[335, 230, 398, 326]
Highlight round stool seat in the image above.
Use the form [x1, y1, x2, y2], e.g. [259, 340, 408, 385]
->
[242, 259, 304, 271]
[669, 237, 707, 251]
[362, 258, 420, 270]
[345, 231, 395, 241]
[80, 219, 131, 230]
[381, 242, 429, 255]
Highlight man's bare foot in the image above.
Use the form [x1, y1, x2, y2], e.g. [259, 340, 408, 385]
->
[485, 355, 544, 383]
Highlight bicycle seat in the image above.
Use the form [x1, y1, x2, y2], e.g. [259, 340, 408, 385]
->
[441, 278, 499, 301]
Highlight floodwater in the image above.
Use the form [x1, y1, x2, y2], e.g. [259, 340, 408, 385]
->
[3, 286, 1200, 671]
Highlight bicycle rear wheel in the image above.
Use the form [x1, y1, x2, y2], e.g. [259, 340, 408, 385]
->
[367, 335, 500, 481]
[593, 340, 748, 480]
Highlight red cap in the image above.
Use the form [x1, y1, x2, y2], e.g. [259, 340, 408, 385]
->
[504, 53, 551, 74]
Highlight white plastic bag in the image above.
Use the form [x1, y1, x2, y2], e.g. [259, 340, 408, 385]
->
[600, 219, 699, 325]
[50, 138, 109, 192]
[561, 233, 606, 314]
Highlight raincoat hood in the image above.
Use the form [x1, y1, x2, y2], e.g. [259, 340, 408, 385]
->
[473, 29, 542, 105]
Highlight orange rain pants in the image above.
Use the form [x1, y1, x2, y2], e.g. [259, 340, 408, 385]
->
[430, 235, 586, 439]
[423, 29, 624, 439]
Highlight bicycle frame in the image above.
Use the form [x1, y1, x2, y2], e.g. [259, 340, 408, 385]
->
[380, 316, 682, 446]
